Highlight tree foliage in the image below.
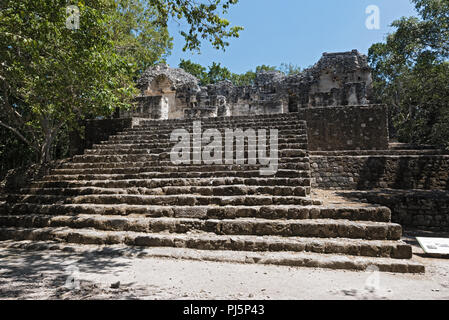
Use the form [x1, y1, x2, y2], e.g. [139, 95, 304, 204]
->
[0, 0, 242, 170]
[179, 60, 300, 86]
[368, 0, 449, 148]
[0, 0, 136, 163]
[111, 0, 173, 74]
[152, 0, 243, 51]
[179, 58, 209, 84]
[279, 63, 301, 75]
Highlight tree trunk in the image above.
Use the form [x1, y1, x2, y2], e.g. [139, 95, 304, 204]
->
[40, 130, 56, 164]
[39, 120, 64, 164]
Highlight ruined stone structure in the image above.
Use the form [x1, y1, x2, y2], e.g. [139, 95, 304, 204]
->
[126, 50, 373, 121]
[0, 113, 424, 273]
[2, 49, 447, 273]
[120, 50, 386, 152]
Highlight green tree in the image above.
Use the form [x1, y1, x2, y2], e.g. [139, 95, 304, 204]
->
[230, 70, 256, 86]
[368, 0, 449, 148]
[207, 62, 232, 84]
[0, 0, 243, 165]
[0, 0, 136, 163]
[152, 0, 243, 51]
[179, 59, 209, 85]
[255, 65, 277, 73]
[179, 61, 303, 86]
[112, 0, 173, 75]
[232, 65, 283, 85]
[279, 62, 301, 75]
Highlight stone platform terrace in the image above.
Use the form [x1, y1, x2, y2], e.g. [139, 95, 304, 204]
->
[0, 113, 425, 273]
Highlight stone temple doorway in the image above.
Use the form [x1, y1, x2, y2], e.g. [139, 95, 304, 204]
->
[144, 75, 176, 120]
[288, 95, 299, 113]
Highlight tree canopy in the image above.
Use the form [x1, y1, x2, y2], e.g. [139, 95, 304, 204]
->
[1, 0, 135, 163]
[151, 0, 243, 51]
[368, 0, 449, 148]
[111, 0, 173, 74]
[0, 0, 242, 169]
[179, 59, 300, 86]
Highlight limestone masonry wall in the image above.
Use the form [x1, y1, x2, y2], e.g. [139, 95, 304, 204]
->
[297, 105, 388, 151]
[311, 154, 449, 190]
[338, 190, 449, 231]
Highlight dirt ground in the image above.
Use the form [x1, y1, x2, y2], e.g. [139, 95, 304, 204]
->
[0, 238, 448, 300]
[311, 189, 386, 206]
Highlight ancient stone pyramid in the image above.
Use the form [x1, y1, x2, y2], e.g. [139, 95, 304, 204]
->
[0, 113, 424, 273]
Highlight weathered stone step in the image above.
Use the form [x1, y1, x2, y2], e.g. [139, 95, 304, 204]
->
[122, 123, 308, 130]
[110, 129, 308, 140]
[114, 128, 308, 136]
[72, 150, 308, 163]
[142, 113, 306, 120]
[92, 142, 308, 151]
[70, 154, 310, 165]
[0, 216, 401, 240]
[91, 141, 306, 149]
[6, 194, 314, 206]
[31, 177, 312, 189]
[72, 153, 158, 163]
[137, 117, 308, 127]
[136, 120, 306, 128]
[0, 239, 424, 273]
[128, 127, 307, 135]
[139, 114, 306, 127]
[42, 169, 311, 181]
[0, 203, 391, 223]
[84, 144, 308, 155]
[311, 150, 449, 156]
[137, 119, 307, 127]
[124, 125, 308, 135]
[84, 148, 158, 155]
[104, 136, 308, 145]
[98, 137, 308, 146]
[50, 163, 311, 175]
[135, 122, 307, 130]
[131, 123, 307, 132]
[76, 151, 308, 163]
[92, 141, 307, 149]
[60, 159, 310, 170]
[0, 216, 411, 259]
[136, 116, 307, 124]
[134, 120, 306, 127]
[21, 185, 313, 198]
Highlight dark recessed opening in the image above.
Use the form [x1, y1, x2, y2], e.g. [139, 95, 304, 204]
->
[288, 96, 299, 113]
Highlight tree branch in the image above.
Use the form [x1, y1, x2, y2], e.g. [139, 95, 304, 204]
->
[0, 120, 39, 152]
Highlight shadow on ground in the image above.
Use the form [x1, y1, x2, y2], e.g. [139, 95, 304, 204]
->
[0, 244, 151, 299]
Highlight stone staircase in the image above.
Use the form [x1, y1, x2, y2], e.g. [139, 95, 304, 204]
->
[0, 113, 424, 273]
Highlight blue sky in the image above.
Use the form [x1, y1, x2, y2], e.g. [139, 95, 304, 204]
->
[166, 0, 418, 73]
